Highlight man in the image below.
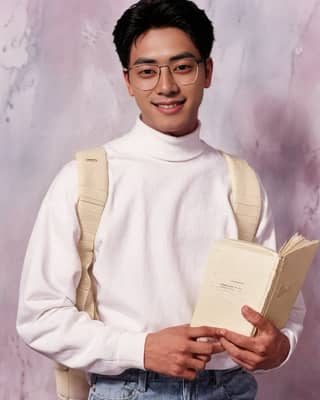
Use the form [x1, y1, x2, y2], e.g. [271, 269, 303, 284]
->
[17, 1, 305, 399]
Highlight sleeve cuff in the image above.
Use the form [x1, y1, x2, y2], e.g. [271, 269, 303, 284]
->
[276, 327, 297, 368]
[116, 331, 149, 370]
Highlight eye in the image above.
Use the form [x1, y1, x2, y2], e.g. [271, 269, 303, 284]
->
[136, 65, 158, 78]
[174, 63, 194, 73]
[175, 64, 191, 72]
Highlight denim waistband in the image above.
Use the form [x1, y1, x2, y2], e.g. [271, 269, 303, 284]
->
[91, 366, 242, 386]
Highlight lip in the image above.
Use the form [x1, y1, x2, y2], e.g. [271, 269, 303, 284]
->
[151, 99, 186, 115]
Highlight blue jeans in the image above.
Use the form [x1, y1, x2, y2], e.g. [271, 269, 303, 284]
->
[88, 367, 257, 399]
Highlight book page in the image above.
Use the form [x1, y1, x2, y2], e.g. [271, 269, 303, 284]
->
[279, 233, 306, 255]
[191, 241, 279, 336]
[266, 241, 319, 327]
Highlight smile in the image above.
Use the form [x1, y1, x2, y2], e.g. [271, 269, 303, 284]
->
[159, 103, 181, 109]
[152, 100, 186, 114]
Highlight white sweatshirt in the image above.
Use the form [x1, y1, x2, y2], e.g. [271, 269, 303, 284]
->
[16, 117, 305, 375]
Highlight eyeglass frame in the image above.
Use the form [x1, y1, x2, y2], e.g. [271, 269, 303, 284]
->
[123, 57, 205, 91]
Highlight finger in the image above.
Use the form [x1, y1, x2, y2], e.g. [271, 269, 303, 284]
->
[188, 326, 221, 339]
[241, 306, 271, 332]
[219, 330, 271, 358]
[227, 356, 255, 372]
[211, 341, 225, 354]
[187, 340, 217, 355]
[220, 338, 261, 369]
[170, 365, 198, 381]
[216, 328, 257, 353]
[195, 354, 211, 363]
[185, 355, 207, 371]
[182, 369, 198, 381]
[188, 338, 225, 355]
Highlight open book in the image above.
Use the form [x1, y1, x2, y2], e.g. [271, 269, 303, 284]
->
[191, 234, 319, 336]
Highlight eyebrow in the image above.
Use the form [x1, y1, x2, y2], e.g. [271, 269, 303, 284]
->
[132, 52, 197, 66]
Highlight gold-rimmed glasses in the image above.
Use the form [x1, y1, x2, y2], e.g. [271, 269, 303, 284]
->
[124, 58, 204, 91]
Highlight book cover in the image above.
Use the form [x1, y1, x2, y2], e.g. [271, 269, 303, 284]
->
[191, 234, 319, 336]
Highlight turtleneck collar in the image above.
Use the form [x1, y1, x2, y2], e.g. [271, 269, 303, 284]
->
[123, 116, 207, 162]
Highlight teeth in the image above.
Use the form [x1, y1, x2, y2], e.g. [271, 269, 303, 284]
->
[158, 103, 180, 109]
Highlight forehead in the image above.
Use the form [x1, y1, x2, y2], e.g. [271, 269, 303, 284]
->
[129, 27, 200, 64]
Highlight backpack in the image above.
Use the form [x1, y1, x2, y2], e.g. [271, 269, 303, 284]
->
[54, 147, 262, 400]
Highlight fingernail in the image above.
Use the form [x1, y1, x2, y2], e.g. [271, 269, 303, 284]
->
[242, 305, 250, 313]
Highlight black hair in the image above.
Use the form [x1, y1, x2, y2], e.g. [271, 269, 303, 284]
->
[113, 0, 214, 69]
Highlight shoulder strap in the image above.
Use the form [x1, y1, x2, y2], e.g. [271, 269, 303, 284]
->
[222, 152, 262, 242]
[75, 146, 108, 318]
[54, 147, 108, 400]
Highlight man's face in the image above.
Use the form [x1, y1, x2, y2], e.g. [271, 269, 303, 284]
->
[124, 27, 213, 136]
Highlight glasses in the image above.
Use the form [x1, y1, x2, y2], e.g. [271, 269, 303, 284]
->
[124, 58, 204, 91]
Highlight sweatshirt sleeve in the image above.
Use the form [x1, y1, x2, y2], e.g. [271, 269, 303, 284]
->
[254, 182, 306, 370]
[16, 161, 147, 375]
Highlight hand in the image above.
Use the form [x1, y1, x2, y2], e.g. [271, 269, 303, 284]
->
[217, 306, 290, 371]
[144, 324, 224, 380]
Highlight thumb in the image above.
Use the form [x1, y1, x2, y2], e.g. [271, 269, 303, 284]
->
[241, 305, 270, 332]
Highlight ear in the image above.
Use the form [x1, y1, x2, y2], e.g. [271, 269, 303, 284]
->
[204, 57, 214, 88]
[123, 70, 135, 97]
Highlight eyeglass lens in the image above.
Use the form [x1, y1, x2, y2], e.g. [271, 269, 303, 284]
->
[129, 58, 200, 90]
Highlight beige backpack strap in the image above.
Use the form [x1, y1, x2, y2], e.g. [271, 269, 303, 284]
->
[75, 147, 108, 318]
[55, 147, 108, 400]
[223, 152, 262, 242]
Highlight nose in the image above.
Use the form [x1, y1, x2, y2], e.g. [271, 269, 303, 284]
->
[155, 66, 179, 95]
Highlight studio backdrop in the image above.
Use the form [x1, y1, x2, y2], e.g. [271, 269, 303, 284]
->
[1, 1, 319, 399]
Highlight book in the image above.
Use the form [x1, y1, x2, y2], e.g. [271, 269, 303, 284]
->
[191, 233, 319, 336]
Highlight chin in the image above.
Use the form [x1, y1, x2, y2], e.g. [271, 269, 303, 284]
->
[157, 123, 187, 136]
[167, 123, 197, 136]
[155, 117, 196, 136]
[142, 110, 197, 136]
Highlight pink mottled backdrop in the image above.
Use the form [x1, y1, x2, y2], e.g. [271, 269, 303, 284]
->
[1, 1, 319, 399]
